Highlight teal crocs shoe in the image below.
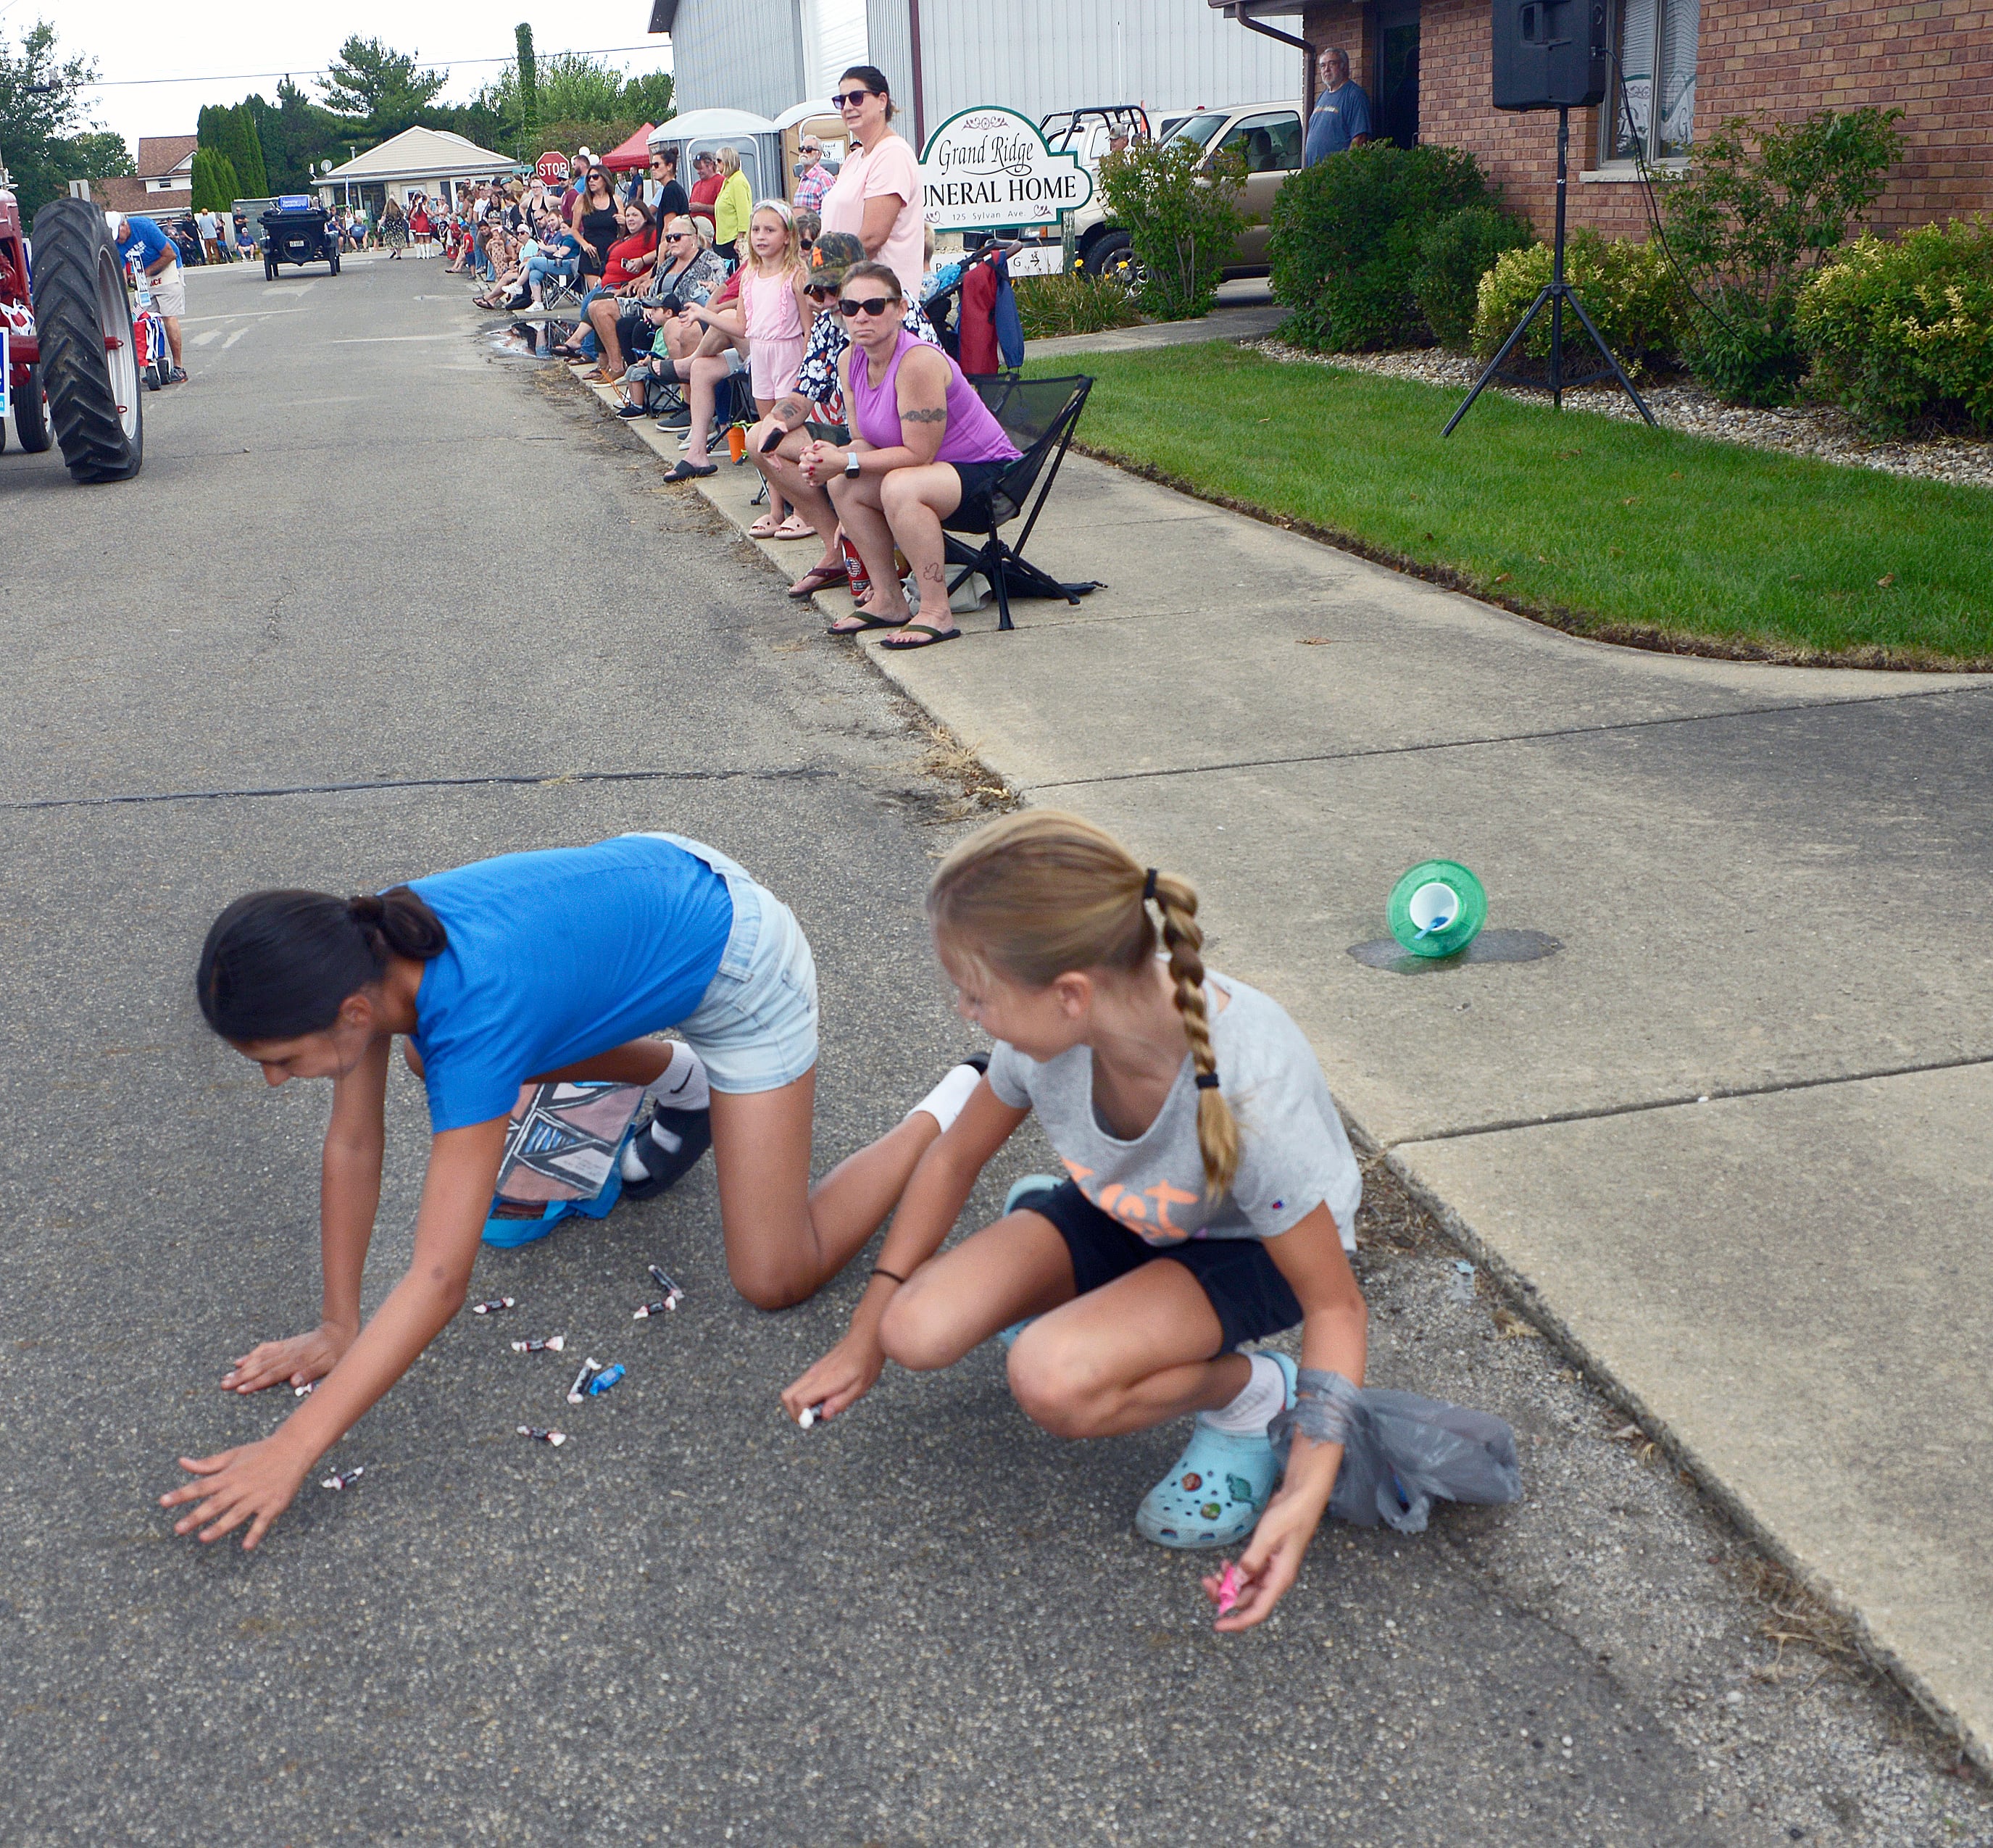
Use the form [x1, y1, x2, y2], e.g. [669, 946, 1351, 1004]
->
[1134, 1352, 1297, 1549]
[995, 1175, 1064, 1348]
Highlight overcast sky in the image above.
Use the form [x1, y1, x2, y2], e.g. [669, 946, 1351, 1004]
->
[12, 1, 673, 154]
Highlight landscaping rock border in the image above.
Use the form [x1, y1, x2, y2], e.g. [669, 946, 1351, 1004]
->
[1254, 339, 1993, 491]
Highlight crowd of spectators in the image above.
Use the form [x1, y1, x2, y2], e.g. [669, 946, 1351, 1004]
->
[445, 67, 1012, 647]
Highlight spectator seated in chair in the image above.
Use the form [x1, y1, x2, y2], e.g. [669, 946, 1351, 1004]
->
[793, 260, 1020, 648]
[748, 232, 943, 594]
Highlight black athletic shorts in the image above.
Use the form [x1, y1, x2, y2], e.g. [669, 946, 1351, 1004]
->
[949, 457, 1012, 528]
[1014, 1179, 1302, 1355]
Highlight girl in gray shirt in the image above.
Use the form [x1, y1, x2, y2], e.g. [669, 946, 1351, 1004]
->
[782, 811, 1367, 1631]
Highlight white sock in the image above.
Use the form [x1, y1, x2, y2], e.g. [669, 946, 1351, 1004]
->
[907, 1061, 983, 1135]
[1199, 1353, 1289, 1436]
[646, 1044, 710, 1115]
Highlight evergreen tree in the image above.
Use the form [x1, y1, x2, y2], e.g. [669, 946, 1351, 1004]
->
[191, 146, 238, 214]
[515, 22, 538, 154]
[319, 36, 446, 139]
[226, 103, 269, 197]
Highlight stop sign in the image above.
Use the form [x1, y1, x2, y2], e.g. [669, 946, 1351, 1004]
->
[535, 151, 571, 185]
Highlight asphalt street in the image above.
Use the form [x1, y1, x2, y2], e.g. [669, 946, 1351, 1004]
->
[0, 254, 1969, 1847]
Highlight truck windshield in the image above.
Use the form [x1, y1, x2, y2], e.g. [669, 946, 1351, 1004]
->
[1163, 113, 1227, 150]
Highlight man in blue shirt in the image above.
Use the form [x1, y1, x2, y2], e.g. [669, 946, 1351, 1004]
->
[1305, 47, 1374, 166]
[109, 211, 187, 382]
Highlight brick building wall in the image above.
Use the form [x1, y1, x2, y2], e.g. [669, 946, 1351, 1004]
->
[1292, 1, 1991, 241]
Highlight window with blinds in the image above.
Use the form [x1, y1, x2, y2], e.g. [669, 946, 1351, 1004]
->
[1605, 0, 1699, 165]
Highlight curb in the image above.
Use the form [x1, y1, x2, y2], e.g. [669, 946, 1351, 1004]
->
[562, 351, 1989, 1774]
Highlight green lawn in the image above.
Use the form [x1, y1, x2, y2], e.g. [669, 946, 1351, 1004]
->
[1029, 344, 1993, 665]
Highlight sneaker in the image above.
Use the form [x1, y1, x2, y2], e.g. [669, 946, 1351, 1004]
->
[167, 366, 188, 384]
[617, 1104, 713, 1199]
[616, 403, 647, 419]
[1134, 1352, 1297, 1549]
[654, 407, 691, 430]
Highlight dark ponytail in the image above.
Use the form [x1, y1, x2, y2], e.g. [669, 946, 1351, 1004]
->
[839, 64, 897, 120]
[196, 886, 448, 1042]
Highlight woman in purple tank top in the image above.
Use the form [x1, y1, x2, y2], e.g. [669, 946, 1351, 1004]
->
[798, 261, 1020, 646]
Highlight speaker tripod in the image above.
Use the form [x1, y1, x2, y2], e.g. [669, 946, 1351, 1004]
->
[1443, 105, 1656, 436]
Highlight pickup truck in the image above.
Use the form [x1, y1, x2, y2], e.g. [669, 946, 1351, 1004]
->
[1014, 100, 1306, 283]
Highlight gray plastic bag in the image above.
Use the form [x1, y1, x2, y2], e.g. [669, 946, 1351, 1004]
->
[1268, 1368, 1522, 1535]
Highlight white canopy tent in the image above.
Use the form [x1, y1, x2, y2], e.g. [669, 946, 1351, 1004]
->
[313, 126, 521, 211]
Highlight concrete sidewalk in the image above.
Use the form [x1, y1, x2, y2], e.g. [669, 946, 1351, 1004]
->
[582, 360, 1993, 1768]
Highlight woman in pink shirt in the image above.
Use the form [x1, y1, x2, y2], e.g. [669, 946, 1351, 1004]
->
[817, 64, 925, 301]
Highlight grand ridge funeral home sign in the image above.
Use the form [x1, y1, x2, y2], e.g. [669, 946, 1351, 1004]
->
[918, 106, 1094, 231]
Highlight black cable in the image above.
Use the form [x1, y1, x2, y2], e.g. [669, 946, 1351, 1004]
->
[1610, 30, 1744, 340]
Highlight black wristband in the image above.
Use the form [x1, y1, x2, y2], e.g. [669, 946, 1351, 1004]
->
[871, 1265, 908, 1286]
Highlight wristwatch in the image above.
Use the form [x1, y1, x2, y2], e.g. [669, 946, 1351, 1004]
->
[844, 451, 862, 478]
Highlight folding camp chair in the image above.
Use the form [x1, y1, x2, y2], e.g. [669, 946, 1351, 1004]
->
[942, 374, 1096, 632]
[540, 265, 585, 313]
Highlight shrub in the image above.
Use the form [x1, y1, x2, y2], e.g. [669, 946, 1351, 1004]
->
[1412, 205, 1534, 350]
[1472, 232, 1686, 368]
[191, 146, 239, 215]
[1097, 140, 1245, 322]
[1011, 270, 1143, 341]
[1268, 142, 1498, 351]
[1663, 107, 1905, 405]
[1796, 220, 1993, 436]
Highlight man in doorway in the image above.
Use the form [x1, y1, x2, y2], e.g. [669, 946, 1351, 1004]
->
[688, 150, 723, 233]
[108, 210, 186, 383]
[792, 136, 832, 215]
[1305, 46, 1374, 165]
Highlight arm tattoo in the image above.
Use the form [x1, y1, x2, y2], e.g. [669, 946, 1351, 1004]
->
[773, 397, 807, 425]
[901, 407, 949, 423]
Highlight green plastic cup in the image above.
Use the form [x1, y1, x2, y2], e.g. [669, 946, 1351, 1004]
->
[1387, 860, 1487, 958]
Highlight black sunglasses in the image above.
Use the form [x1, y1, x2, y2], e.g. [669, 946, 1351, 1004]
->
[836, 295, 897, 318]
[830, 89, 875, 109]
[804, 282, 836, 299]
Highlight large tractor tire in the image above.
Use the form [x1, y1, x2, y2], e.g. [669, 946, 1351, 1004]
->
[12, 361, 52, 451]
[30, 196, 141, 483]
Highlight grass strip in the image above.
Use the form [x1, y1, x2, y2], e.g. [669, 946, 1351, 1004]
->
[1028, 344, 1993, 666]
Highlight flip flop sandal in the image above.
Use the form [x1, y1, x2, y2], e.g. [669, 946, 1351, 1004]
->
[787, 564, 850, 599]
[664, 459, 718, 481]
[877, 624, 962, 650]
[773, 515, 816, 540]
[1133, 1353, 1297, 1549]
[826, 611, 908, 636]
[748, 514, 783, 538]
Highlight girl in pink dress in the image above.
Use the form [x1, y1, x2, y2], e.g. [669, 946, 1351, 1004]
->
[739, 202, 816, 538]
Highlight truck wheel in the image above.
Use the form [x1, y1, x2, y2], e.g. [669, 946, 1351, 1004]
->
[12, 361, 51, 451]
[1083, 231, 1147, 294]
[330, 249, 341, 275]
[265, 257, 276, 280]
[28, 196, 142, 484]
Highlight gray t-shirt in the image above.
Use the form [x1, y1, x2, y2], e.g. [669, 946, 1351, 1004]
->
[985, 971, 1360, 1251]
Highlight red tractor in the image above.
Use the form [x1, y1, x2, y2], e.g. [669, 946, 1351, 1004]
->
[0, 187, 143, 481]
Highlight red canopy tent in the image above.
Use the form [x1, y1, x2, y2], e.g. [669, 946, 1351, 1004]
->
[600, 125, 659, 171]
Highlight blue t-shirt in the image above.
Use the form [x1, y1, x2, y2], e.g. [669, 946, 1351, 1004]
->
[1305, 83, 1373, 164]
[116, 216, 176, 272]
[407, 836, 734, 1132]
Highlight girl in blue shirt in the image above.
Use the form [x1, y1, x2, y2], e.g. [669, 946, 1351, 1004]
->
[164, 833, 980, 1549]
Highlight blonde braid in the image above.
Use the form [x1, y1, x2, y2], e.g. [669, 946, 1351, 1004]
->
[1147, 873, 1239, 1198]
[928, 811, 1240, 1196]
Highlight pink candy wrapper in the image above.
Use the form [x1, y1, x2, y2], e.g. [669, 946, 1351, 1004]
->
[1216, 1560, 1242, 1618]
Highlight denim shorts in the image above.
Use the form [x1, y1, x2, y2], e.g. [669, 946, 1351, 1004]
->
[645, 834, 819, 1094]
[1015, 1180, 1302, 1355]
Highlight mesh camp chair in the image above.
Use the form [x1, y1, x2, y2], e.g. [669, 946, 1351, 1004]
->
[943, 373, 1096, 632]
